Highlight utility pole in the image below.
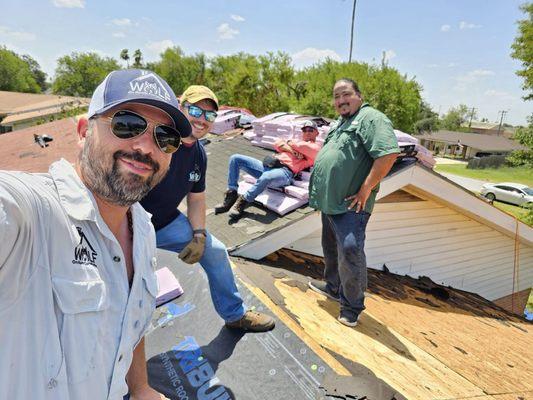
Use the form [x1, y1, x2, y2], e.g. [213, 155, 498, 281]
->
[468, 107, 476, 129]
[348, 0, 357, 63]
[497, 110, 508, 136]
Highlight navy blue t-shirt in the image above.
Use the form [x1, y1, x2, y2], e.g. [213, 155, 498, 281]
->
[141, 140, 207, 230]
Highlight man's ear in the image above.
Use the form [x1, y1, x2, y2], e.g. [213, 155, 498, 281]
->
[77, 117, 89, 149]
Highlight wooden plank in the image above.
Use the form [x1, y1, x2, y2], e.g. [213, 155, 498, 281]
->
[367, 214, 470, 231]
[274, 280, 487, 400]
[377, 190, 425, 203]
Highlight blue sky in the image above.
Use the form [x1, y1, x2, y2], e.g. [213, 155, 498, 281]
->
[1, 0, 530, 125]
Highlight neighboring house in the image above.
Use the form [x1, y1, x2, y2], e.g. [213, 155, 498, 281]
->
[419, 130, 526, 158]
[0, 117, 79, 171]
[0, 91, 89, 133]
[463, 121, 514, 138]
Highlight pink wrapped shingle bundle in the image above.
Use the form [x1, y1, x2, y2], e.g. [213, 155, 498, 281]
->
[211, 108, 256, 135]
[394, 129, 419, 144]
[397, 141, 436, 169]
[237, 181, 308, 216]
[155, 267, 184, 306]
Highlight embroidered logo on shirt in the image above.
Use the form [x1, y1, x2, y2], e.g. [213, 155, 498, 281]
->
[73, 227, 98, 266]
[188, 164, 201, 182]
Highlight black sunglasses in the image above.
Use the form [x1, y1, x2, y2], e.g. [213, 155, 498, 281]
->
[106, 110, 181, 154]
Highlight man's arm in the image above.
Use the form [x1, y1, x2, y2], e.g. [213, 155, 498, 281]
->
[186, 191, 206, 231]
[345, 153, 398, 212]
[126, 338, 167, 400]
[274, 139, 303, 158]
[286, 141, 320, 161]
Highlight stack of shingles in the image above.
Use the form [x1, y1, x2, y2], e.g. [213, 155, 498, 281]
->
[247, 113, 330, 149]
[210, 107, 256, 135]
[395, 129, 435, 169]
[238, 170, 313, 216]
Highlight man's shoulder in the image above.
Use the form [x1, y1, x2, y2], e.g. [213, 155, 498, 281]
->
[359, 104, 391, 123]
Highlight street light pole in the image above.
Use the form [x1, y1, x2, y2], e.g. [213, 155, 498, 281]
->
[348, 0, 357, 63]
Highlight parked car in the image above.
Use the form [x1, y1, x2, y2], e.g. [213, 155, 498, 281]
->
[480, 182, 533, 207]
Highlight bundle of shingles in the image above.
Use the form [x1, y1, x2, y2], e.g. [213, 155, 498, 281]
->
[210, 107, 256, 135]
[246, 113, 331, 149]
[394, 129, 436, 169]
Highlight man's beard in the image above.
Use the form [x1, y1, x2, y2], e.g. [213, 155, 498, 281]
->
[80, 134, 164, 207]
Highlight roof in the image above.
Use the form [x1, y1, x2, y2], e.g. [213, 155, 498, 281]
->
[0, 117, 79, 172]
[0, 91, 89, 125]
[232, 249, 533, 399]
[464, 121, 500, 130]
[419, 130, 526, 152]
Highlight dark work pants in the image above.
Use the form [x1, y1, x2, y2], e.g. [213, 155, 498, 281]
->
[321, 211, 371, 319]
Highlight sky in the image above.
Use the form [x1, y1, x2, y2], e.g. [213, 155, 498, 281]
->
[1, 0, 531, 125]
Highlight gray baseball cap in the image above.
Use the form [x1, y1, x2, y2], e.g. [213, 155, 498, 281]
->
[88, 69, 191, 138]
[301, 120, 318, 130]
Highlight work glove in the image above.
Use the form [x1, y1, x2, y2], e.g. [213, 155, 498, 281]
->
[178, 235, 206, 264]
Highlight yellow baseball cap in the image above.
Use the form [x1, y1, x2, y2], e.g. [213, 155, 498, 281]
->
[180, 85, 219, 110]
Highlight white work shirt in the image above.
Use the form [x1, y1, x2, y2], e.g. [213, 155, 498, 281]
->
[0, 159, 159, 400]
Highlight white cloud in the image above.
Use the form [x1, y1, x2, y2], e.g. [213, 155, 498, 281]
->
[383, 49, 396, 62]
[448, 62, 458, 68]
[484, 89, 515, 101]
[425, 63, 439, 68]
[112, 18, 136, 27]
[459, 21, 482, 30]
[217, 23, 239, 40]
[146, 39, 175, 54]
[230, 14, 245, 22]
[292, 47, 342, 69]
[440, 24, 451, 32]
[113, 32, 126, 38]
[52, 0, 84, 8]
[454, 69, 495, 91]
[0, 26, 36, 41]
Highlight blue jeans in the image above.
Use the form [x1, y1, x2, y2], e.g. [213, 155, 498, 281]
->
[228, 154, 293, 202]
[156, 213, 246, 323]
[321, 211, 371, 320]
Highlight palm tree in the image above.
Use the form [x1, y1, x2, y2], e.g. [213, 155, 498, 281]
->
[133, 49, 143, 68]
[120, 49, 130, 68]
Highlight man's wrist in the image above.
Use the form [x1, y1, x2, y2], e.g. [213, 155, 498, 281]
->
[193, 229, 207, 237]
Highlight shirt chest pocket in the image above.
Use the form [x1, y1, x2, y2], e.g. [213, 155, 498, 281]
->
[337, 125, 362, 154]
[52, 264, 109, 384]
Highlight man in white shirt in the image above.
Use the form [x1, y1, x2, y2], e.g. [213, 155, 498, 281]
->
[0, 69, 191, 400]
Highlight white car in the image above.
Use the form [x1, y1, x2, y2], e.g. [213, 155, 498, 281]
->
[480, 182, 533, 207]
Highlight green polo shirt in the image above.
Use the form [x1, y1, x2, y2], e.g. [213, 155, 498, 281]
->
[309, 103, 399, 215]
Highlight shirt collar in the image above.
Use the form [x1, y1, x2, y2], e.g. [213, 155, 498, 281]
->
[49, 159, 97, 222]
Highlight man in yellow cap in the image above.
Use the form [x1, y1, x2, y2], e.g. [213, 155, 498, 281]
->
[141, 85, 275, 332]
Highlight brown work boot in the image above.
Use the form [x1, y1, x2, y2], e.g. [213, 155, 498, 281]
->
[225, 310, 275, 332]
[228, 195, 251, 219]
[214, 189, 238, 214]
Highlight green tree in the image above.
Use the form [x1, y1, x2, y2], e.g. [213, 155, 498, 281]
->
[413, 101, 440, 133]
[206, 52, 294, 115]
[150, 47, 207, 96]
[132, 49, 143, 68]
[507, 114, 533, 168]
[52, 52, 120, 97]
[290, 60, 422, 132]
[440, 104, 470, 131]
[120, 49, 130, 68]
[0, 46, 41, 93]
[21, 54, 48, 92]
[511, 2, 533, 100]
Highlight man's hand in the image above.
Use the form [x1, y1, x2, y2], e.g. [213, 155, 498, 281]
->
[178, 235, 206, 264]
[130, 385, 169, 400]
[345, 186, 372, 213]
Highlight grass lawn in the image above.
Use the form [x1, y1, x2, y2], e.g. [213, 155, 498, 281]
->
[434, 164, 533, 187]
[492, 201, 532, 226]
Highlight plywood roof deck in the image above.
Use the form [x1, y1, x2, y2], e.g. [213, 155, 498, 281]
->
[232, 251, 533, 400]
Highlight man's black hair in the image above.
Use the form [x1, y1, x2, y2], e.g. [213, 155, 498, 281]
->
[335, 78, 361, 94]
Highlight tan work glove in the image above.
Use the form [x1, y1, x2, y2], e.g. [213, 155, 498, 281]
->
[178, 235, 206, 264]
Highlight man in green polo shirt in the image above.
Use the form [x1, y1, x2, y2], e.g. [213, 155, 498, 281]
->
[308, 78, 399, 327]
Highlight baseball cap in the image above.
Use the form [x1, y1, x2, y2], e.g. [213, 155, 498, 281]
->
[301, 120, 318, 130]
[88, 69, 191, 138]
[180, 85, 219, 111]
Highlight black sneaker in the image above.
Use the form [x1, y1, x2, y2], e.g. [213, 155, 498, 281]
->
[214, 189, 238, 214]
[308, 280, 340, 302]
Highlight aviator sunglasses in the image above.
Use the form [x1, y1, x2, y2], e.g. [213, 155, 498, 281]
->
[104, 110, 182, 154]
[183, 102, 218, 122]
